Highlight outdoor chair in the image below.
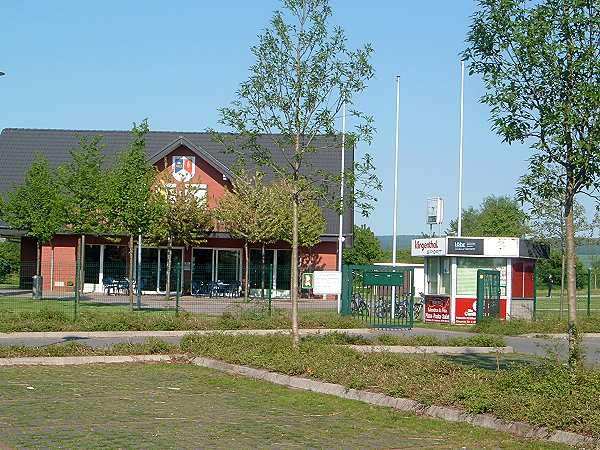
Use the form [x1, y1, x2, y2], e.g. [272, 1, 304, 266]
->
[192, 281, 210, 297]
[117, 279, 135, 296]
[102, 277, 118, 295]
[226, 281, 241, 298]
[208, 281, 221, 298]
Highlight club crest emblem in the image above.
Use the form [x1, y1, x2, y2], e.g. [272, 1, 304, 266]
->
[172, 156, 195, 182]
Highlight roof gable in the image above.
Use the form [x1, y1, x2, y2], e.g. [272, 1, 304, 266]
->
[148, 136, 234, 180]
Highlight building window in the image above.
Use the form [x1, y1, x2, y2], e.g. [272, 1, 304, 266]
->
[426, 257, 450, 295]
[456, 257, 506, 297]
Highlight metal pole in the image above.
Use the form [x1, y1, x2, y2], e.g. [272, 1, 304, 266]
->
[268, 263, 273, 317]
[458, 60, 465, 237]
[337, 102, 346, 314]
[176, 262, 181, 316]
[588, 267, 592, 317]
[74, 241, 80, 321]
[136, 232, 142, 309]
[533, 263, 537, 321]
[391, 76, 400, 319]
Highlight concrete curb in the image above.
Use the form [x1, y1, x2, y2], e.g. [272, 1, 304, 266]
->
[0, 328, 376, 340]
[347, 345, 514, 355]
[0, 354, 176, 366]
[191, 356, 597, 448]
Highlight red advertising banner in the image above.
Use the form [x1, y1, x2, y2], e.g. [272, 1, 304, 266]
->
[424, 295, 450, 323]
[455, 298, 477, 324]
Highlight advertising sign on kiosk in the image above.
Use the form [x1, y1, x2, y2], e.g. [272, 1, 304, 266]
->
[411, 237, 548, 324]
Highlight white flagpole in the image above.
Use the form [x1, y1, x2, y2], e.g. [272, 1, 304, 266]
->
[458, 61, 465, 237]
[337, 102, 346, 313]
[391, 76, 400, 319]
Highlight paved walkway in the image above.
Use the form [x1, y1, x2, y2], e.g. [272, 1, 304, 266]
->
[1, 327, 600, 365]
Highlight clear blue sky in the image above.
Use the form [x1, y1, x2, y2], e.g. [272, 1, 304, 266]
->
[1, 0, 537, 236]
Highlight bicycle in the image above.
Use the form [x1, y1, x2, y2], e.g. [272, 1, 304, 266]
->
[374, 297, 413, 320]
[351, 293, 369, 315]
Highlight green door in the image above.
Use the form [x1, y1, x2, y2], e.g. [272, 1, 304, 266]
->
[341, 265, 414, 329]
[476, 269, 501, 321]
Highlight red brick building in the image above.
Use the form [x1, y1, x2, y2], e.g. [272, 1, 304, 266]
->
[0, 129, 353, 297]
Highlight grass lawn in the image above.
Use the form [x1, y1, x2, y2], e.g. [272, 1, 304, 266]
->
[0, 296, 365, 332]
[0, 363, 567, 449]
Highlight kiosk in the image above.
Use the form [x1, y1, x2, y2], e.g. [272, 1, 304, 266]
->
[411, 237, 549, 324]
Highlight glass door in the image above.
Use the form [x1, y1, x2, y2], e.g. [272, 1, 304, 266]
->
[140, 248, 159, 292]
[216, 250, 240, 284]
[159, 248, 183, 292]
[192, 249, 213, 284]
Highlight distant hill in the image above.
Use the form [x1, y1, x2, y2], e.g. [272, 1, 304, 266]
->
[377, 235, 420, 251]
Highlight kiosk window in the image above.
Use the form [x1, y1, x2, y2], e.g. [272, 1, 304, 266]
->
[426, 257, 450, 295]
[456, 257, 507, 296]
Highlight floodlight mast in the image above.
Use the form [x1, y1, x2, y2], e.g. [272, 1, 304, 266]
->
[457, 61, 465, 237]
[391, 75, 400, 319]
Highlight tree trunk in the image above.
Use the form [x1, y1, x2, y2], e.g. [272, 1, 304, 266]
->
[564, 188, 580, 368]
[36, 240, 41, 277]
[128, 235, 134, 311]
[291, 194, 300, 348]
[165, 237, 172, 301]
[244, 241, 250, 302]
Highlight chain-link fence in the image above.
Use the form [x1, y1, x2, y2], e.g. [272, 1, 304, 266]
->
[534, 268, 599, 319]
[0, 260, 338, 320]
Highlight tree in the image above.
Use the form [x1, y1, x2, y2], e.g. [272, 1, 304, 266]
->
[58, 136, 105, 292]
[447, 196, 529, 237]
[272, 179, 327, 249]
[104, 120, 159, 309]
[214, 172, 284, 301]
[343, 225, 383, 265]
[219, 0, 378, 346]
[0, 240, 20, 282]
[464, 0, 600, 366]
[2, 155, 65, 277]
[530, 195, 592, 317]
[537, 251, 587, 291]
[150, 178, 213, 301]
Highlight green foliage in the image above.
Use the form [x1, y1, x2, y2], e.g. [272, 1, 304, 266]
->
[104, 120, 159, 236]
[0, 302, 364, 332]
[214, 172, 283, 245]
[464, 0, 600, 365]
[58, 136, 105, 234]
[536, 251, 588, 290]
[273, 180, 326, 248]
[149, 181, 213, 249]
[180, 333, 600, 437]
[2, 154, 65, 245]
[448, 196, 529, 237]
[0, 240, 19, 281]
[218, 0, 379, 217]
[218, 0, 379, 337]
[529, 196, 591, 252]
[343, 225, 383, 265]
[0, 338, 178, 358]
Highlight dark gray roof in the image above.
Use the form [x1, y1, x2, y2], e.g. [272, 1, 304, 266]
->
[0, 128, 353, 236]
